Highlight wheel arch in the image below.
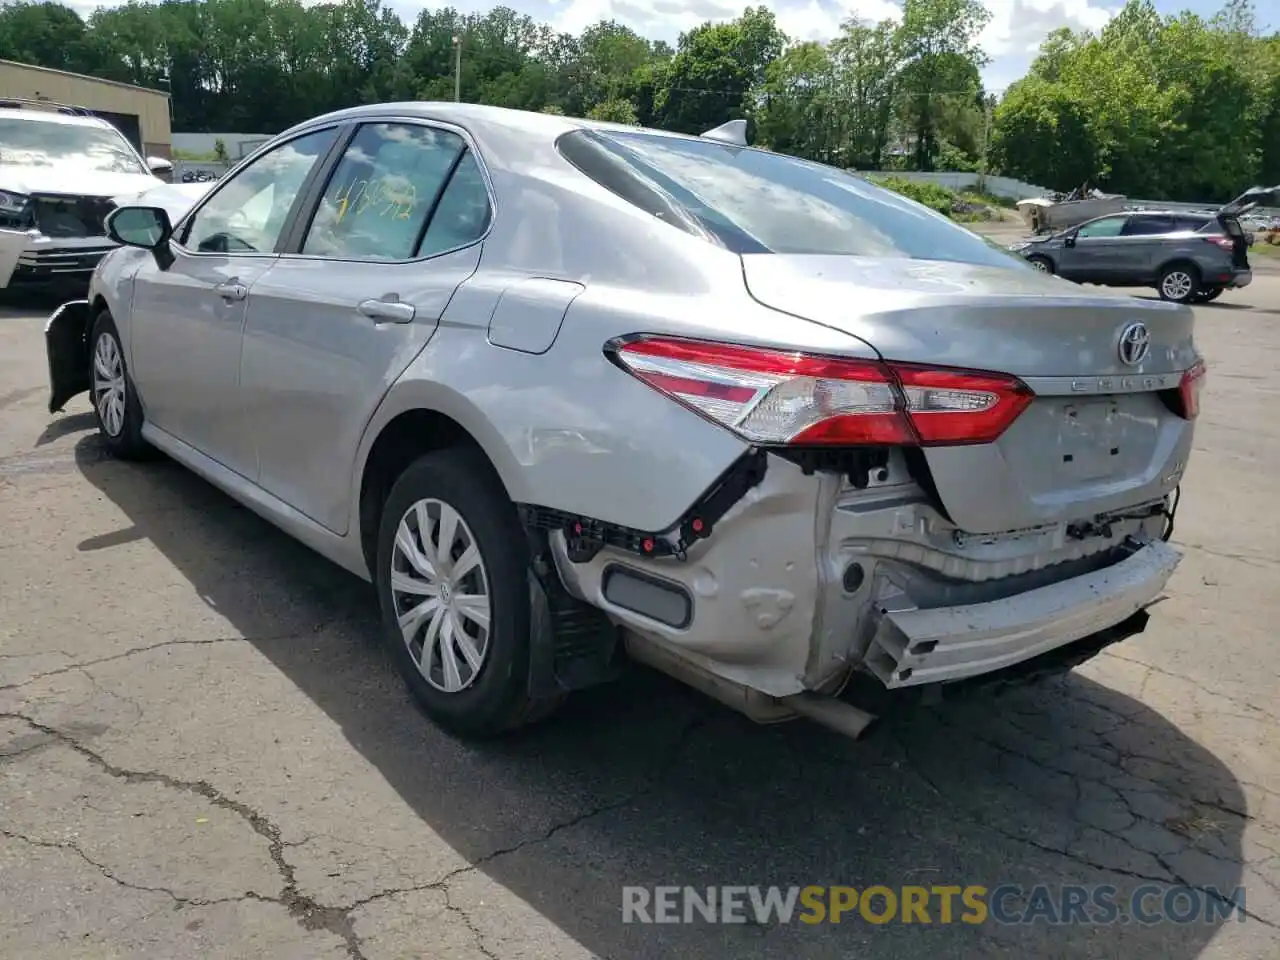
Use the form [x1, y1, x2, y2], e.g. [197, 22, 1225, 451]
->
[1157, 258, 1201, 281]
[353, 384, 525, 578]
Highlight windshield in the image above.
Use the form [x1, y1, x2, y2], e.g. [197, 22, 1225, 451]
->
[0, 117, 147, 175]
[559, 129, 1023, 268]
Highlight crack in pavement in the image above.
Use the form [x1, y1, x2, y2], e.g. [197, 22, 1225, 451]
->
[1100, 651, 1280, 725]
[0, 708, 711, 960]
[1182, 541, 1280, 570]
[906, 705, 1279, 929]
[0, 711, 366, 959]
[0, 635, 303, 694]
[0, 650, 76, 661]
[1, 828, 247, 907]
[443, 884, 501, 960]
[333, 711, 712, 956]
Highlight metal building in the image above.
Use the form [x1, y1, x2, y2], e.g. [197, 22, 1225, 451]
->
[0, 59, 172, 157]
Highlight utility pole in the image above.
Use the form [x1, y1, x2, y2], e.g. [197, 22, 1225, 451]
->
[978, 95, 993, 191]
[453, 35, 462, 102]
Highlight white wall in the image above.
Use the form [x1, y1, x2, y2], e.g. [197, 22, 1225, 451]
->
[172, 132, 272, 160]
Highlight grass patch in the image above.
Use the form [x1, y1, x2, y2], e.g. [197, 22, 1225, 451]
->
[865, 175, 1015, 223]
[1250, 242, 1280, 258]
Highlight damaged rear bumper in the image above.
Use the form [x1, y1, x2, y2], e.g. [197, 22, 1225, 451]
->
[548, 452, 1181, 706]
[863, 538, 1180, 688]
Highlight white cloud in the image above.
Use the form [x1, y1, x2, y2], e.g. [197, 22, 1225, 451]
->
[549, 0, 901, 43]
[979, 0, 1116, 58]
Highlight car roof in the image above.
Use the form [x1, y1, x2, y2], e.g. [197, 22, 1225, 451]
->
[285, 101, 724, 150]
[0, 107, 113, 128]
[1129, 209, 1211, 219]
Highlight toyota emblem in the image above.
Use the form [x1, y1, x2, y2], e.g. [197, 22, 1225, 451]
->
[1118, 322, 1151, 366]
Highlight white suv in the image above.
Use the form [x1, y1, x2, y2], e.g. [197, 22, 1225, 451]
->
[0, 99, 173, 292]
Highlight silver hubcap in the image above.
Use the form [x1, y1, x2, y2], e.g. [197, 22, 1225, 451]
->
[390, 498, 491, 693]
[92, 332, 126, 437]
[1031, 259, 1049, 272]
[1163, 271, 1193, 300]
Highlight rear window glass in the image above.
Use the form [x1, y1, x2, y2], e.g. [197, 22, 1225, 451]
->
[557, 129, 1023, 268]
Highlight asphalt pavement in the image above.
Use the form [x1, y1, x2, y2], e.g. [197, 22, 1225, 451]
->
[1, 275, 1278, 959]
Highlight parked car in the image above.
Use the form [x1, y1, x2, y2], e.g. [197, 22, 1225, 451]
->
[44, 103, 1202, 741]
[0, 98, 175, 292]
[1008, 193, 1279, 303]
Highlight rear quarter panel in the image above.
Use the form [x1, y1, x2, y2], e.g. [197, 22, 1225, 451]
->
[1156, 235, 1231, 278]
[358, 125, 884, 535]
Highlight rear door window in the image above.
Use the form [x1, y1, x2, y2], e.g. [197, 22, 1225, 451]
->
[557, 129, 1022, 267]
[301, 122, 470, 261]
[1121, 215, 1175, 236]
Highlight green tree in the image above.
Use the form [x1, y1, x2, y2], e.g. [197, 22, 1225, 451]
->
[990, 0, 1275, 200]
[1, 0, 1275, 199]
[894, 0, 991, 171]
[989, 77, 1098, 189]
[829, 18, 900, 169]
[655, 6, 786, 133]
[0, 1, 107, 73]
[586, 97, 639, 124]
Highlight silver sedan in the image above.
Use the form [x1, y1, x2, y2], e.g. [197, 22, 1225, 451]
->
[44, 103, 1202, 740]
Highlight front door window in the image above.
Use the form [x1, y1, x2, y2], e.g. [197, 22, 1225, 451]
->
[1076, 216, 1128, 239]
[178, 128, 337, 254]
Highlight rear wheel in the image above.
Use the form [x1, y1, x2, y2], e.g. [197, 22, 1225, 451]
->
[375, 449, 561, 739]
[89, 311, 150, 460]
[1158, 264, 1200, 303]
[1192, 287, 1223, 303]
[1026, 255, 1054, 274]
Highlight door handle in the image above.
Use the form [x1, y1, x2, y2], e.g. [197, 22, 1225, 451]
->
[358, 297, 415, 324]
[215, 280, 248, 302]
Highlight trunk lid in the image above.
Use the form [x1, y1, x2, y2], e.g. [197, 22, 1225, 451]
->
[1217, 184, 1280, 218]
[742, 254, 1198, 533]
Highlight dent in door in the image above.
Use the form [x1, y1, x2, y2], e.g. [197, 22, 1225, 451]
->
[487, 278, 586, 355]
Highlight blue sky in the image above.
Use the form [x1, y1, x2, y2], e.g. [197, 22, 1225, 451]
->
[68, 0, 1254, 93]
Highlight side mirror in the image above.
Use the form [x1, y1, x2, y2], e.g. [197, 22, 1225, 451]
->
[106, 205, 172, 250]
[147, 156, 173, 174]
[1063, 233, 1077, 247]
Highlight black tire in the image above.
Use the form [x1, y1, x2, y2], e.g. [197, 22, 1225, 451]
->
[1193, 287, 1223, 303]
[1027, 255, 1054, 275]
[88, 311, 150, 460]
[1157, 263, 1200, 303]
[375, 448, 560, 738]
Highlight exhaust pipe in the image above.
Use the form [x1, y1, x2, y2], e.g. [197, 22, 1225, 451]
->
[624, 632, 879, 738]
[779, 691, 879, 740]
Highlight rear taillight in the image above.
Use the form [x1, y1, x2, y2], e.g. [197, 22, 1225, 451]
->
[606, 335, 1033, 446]
[1176, 359, 1206, 419]
[1205, 236, 1235, 251]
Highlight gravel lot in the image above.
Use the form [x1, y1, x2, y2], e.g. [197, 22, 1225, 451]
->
[1, 274, 1278, 959]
